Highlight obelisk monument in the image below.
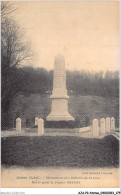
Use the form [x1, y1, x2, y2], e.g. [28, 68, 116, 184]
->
[46, 55, 75, 121]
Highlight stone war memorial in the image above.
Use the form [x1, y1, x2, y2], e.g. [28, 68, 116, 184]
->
[46, 55, 75, 126]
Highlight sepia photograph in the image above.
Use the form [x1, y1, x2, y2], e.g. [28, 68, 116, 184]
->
[1, 1, 120, 189]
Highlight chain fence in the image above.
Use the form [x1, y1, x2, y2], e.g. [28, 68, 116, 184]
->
[1, 111, 119, 130]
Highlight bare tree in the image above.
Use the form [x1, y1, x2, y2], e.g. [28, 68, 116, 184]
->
[1, 17, 32, 69]
[1, 2, 33, 123]
[1, 1, 17, 17]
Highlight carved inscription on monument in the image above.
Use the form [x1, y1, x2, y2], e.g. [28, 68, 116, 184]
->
[54, 63, 65, 89]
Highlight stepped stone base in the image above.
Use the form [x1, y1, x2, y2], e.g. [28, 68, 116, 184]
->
[46, 113, 75, 121]
[46, 98, 75, 121]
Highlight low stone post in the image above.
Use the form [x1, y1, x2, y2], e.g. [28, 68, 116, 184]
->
[38, 118, 44, 135]
[111, 117, 115, 131]
[16, 118, 21, 131]
[106, 117, 111, 132]
[35, 117, 39, 126]
[100, 118, 106, 134]
[92, 119, 99, 138]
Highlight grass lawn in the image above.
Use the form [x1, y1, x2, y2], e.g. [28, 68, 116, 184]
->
[1, 135, 119, 168]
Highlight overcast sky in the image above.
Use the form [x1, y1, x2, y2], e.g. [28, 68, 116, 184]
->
[13, 1, 119, 72]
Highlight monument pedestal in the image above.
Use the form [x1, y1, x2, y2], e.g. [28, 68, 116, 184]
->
[46, 55, 75, 122]
[46, 97, 74, 121]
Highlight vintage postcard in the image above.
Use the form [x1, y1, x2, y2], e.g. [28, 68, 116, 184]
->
[1, 1, 120, 190]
